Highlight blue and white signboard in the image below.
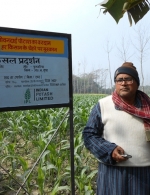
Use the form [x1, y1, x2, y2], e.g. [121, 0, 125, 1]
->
[0, 27, 72, 111]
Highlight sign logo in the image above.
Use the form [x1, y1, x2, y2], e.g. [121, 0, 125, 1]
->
[24, 88, 31, 103]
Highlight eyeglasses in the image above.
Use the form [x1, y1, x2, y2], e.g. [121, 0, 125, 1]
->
[115, 77, 133, 85]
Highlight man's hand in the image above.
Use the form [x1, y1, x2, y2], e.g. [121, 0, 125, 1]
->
[112, 146, 128, 163]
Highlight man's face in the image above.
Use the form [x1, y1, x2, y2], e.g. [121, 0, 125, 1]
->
[115, 74, 138, 100]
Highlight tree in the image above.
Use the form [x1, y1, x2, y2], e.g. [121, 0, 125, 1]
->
[116, 36, 134, 62]
[131, 26, 150, 91]
[81, 58, 87, 93]
[104, 40, 113, 93]
[96, 0, 150, 26]
[72, 69, 109, 94]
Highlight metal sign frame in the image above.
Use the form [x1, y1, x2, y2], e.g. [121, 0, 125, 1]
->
[0, 27, 75, 194]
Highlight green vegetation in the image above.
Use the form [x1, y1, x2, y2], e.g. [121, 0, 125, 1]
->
[0, 94, 105, 195]
[97, 0, 150, 25]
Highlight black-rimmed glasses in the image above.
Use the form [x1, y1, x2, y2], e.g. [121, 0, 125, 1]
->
[115, 77, 133, 85]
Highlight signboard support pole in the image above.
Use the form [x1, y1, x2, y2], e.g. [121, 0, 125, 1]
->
[69, 106, 75, 195]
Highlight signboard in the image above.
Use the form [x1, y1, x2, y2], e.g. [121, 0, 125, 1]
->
[0, 27, 72, 111]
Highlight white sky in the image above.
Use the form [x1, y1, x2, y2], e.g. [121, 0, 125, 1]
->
[1, 0, 150, 86]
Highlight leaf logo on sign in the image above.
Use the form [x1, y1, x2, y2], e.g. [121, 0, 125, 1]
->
[24, 88, 31, 103]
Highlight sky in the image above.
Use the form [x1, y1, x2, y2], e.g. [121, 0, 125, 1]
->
[1, 0, 150, 87]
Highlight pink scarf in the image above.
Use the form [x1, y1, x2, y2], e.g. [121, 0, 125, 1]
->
[112, 90, 150, 141]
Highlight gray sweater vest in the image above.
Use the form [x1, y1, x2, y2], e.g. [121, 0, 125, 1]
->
[99, 95, 150, 166]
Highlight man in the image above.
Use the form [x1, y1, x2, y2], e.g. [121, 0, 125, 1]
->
[83, 62, 150, 195]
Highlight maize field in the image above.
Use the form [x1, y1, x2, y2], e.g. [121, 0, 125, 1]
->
[0, 94, 106, 195]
